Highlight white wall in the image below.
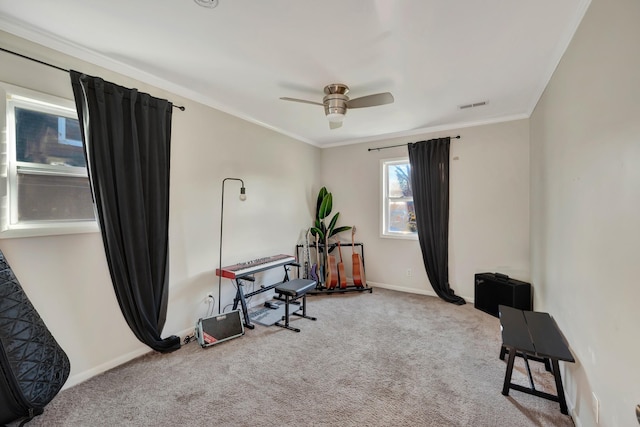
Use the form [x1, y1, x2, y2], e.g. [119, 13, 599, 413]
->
[0, 31, 321, 387]
[321, 119, 530, 301]
[530, 0, 640, 425]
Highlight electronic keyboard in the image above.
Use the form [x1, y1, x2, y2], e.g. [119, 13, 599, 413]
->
[216, 254, 296, 279]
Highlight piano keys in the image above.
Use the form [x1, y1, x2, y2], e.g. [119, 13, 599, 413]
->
[216, 254, 296, 279]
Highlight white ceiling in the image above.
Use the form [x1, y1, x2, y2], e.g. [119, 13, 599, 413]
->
[0, 0, 590, 147]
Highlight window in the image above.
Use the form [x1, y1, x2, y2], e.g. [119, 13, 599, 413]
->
[381, 158, 417, 239]
[0, 82, 97, 238]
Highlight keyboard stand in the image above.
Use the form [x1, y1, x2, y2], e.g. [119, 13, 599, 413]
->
[231, 263, 296, 329]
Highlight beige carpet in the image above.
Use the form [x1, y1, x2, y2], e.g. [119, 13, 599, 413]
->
[21, 288, 574, 426]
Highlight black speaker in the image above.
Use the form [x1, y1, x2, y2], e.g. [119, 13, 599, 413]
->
[195, 310, 244, 347]
[474, 272, 532, 317]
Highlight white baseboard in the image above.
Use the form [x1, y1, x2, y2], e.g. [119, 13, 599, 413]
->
[64, 346, 151, 389]
[571, 409, 582, 427]
[63, 326, 196, 390]
[368, 281, 438, 296]
[369, 281, 474, 303]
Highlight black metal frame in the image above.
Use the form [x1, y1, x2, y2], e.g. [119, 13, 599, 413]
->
[231, 263, 296, 329]
[501, 347, 568, 414]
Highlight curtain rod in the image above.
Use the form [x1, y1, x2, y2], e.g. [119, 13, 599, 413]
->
[0, 47, 186, 111]
[367, 135, 461, 152]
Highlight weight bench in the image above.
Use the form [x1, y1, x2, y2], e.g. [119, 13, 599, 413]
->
[498, 305, 575, 415]
[274, 279, 317, 332]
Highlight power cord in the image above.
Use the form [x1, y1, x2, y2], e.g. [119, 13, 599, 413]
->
[205, 295, 216, 318]
[183, 333, 196, 345]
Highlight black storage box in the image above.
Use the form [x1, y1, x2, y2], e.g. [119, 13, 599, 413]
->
[474, 272, 532, 317]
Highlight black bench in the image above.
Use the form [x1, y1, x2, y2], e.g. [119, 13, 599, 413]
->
[498, 305, 575, 415]
[274, 279, 317, 332]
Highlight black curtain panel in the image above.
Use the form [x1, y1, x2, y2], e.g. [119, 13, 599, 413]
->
[408, 137, 465, 305]
[70, 71, 180, 352]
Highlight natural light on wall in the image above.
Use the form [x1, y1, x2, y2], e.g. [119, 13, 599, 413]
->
[0, 82, 98, 238]
[380, 157, 418, 240]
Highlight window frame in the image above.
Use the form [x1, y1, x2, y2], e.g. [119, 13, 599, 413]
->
[380, 157, 418, 240]
[0, 82, 98, 239]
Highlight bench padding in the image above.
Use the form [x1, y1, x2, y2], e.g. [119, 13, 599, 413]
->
[275, 279, 316, 297]
[273, 279, 317, 332]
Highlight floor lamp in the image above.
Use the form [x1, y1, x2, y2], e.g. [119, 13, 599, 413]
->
[218, 178, 246, 314]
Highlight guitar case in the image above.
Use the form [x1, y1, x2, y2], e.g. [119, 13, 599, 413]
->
[0, 250, 70, 425]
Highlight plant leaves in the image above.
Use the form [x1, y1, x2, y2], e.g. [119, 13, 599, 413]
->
[318, 193, 332, 220]
[327, 212, 339, 235]
[312, 219, 326, 240]
[330, 225, 352, 237]
[311, 226, 324, 240]
[315, 187, 328, 219]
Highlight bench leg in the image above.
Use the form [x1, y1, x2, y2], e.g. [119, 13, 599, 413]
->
[500, 345, 540, 390]
[502, 346, 516, 396]
[274, 293, 316, 332]
[274, 295, 300, 332]
[551, 359, 569, 415]
[501, 351, 569, 415]
[522, 354, 536, 390]
[292, 295, 316, 321]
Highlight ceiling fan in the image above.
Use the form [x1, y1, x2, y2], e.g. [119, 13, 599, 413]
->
[280, 83, 394, 129]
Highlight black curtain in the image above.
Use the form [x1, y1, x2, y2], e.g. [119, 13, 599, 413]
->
[70, 71, 180, 352]
[408, 137, 465, 305]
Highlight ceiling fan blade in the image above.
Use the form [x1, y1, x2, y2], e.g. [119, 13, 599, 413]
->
[329, 121, 343, 130]
[280, 97, 323, 106]
[346, 92, 394, 109]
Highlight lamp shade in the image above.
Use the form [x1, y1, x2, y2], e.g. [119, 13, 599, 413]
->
[326, 112, 345, 123]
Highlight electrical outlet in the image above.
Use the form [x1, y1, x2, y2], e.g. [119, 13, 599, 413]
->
[592, 392, 599, 424]
[406, 268, 412, 277]
[205, 293, 214, 304]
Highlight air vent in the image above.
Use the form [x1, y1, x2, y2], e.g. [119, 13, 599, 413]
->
[194, 0, 218, 8]
[459, 101, 488, 110]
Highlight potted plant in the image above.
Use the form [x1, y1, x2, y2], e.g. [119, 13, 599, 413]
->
[310, 187, 351, 285]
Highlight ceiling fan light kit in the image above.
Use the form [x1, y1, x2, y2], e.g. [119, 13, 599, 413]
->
[326, 112, 345, 123]
[281, 83, 394, 129]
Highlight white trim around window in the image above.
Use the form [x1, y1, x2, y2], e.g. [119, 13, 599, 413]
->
[380, 157, 418, 240]
[0, 82, 98, 239]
